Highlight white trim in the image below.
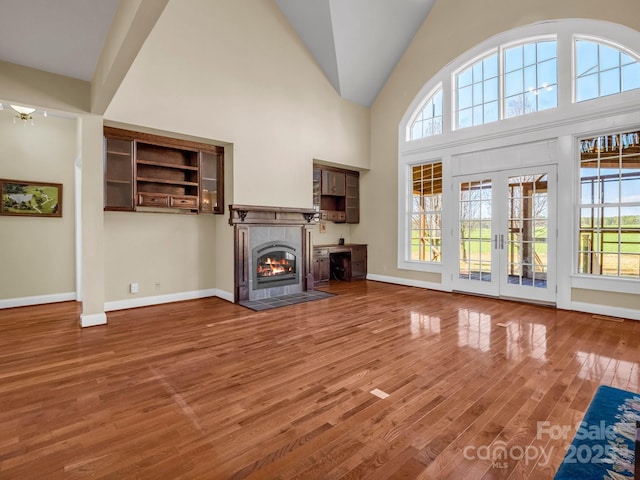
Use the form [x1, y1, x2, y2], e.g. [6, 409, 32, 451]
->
[214, 289, 234, 303]
[367, 273, 450, 292]
[74, 150, 83, 301]
[398, 19, 640, 316]
[570, 301, 640, 321]
[0, 292, 77, 309]
[80, 312, 107, 328]
[407, 83, 443, 142]
[103, 288, 233, 312]
[570, 275, 640, 295]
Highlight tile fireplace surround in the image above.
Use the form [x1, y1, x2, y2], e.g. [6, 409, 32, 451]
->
[229, 205, 316, 303]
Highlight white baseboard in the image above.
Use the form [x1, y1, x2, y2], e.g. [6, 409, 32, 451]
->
[571, 301, 640, 321]
[0, 292, 76, 309]
[80, 312, 107, 327]
[214, 289, 234, 303]
[366, 273, 449, 292]
[103, 288, 234, 312]
[368, 274, 639, 321]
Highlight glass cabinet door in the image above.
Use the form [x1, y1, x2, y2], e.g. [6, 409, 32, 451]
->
[199, 150, 224, 214]
[104, 136, 134, 211]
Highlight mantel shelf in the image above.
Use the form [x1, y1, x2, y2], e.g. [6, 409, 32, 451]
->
[229, 204, 317, 225]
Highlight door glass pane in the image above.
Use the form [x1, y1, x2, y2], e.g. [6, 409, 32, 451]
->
[459, 180, 492, 281]
[507, 174, 548, 288]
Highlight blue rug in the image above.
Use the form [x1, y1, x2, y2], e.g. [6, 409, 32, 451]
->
[554, 385, 639, 480]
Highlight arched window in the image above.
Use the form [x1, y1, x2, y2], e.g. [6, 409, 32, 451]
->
[454, 40, 558, 129]
[455, 53, 498, 129]
[409, 87, 443, 140]
[503, 40, 557, 118]
[398, 19, 640, 295]
[575, 39, 640, 101]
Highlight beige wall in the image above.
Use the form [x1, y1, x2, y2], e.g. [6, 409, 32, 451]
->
[363, 0, 640, 290]
[104, 212, 216, 302]
[572, 289, 640, 311]
[104, 0, 370, 300]
[0, 109, 76, 299]
[3, 0, 637, 317]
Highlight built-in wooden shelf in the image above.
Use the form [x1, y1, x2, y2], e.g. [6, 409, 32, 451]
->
[136, 177, 199, 187]
[103, 126, 224, 214]
[136, 160, 199, 171]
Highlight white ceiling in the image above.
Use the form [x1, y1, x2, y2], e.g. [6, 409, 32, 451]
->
[276, 0, 436, 106]
[0, 0, 119, 81]
[0, 0, 434, 107]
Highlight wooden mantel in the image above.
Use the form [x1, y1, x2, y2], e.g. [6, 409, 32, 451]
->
[228, 204, 317, 226]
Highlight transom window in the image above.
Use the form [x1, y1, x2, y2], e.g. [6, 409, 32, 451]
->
[576, 39, 640, 102]
[578, 130, 640, 278]
[456, 54, 499, 129]
[504, 40, 557, 118]
[410, 162, 442, 262]
[410, 87, 443, 140]
[409, 33, 640, 141]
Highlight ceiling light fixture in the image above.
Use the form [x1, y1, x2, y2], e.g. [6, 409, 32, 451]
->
[10, 104, 36, 125]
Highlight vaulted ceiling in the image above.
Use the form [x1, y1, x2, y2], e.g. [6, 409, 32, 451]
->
[0, 0, 435, 108]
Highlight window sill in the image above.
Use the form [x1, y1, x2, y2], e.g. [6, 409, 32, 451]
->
[570, 274, 639, 295]
[397, 259, 443, 273]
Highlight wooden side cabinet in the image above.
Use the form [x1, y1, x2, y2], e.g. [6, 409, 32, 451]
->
[313, 164, 360, 224]
[349, 245, 367, 280]
[321, 170, 346, 196]
[103, 127, 224, 214]
[313, 247, 330, 287]
[313, 244, 367, 285]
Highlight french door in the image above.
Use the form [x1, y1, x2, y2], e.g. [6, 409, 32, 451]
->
[452, 165, 556, 304]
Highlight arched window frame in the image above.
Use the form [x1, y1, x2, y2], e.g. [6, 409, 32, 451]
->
[398, 19, 640, 305]
[573, 35, 640, 103]
[407, 84, 443, 141]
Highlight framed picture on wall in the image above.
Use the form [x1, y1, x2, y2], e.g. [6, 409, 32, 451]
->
[0, 179, 63, 217]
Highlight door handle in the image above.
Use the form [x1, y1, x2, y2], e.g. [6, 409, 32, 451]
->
[500, 234, 504, 250]
[494, 234, 498, 249]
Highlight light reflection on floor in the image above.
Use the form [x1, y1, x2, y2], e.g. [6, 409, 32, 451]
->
[408, 302, 638, 393]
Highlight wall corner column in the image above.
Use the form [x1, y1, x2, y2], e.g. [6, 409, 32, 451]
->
[79, 115, 106, 327]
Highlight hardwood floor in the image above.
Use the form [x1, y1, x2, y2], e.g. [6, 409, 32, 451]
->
[0, 281, 638, 479]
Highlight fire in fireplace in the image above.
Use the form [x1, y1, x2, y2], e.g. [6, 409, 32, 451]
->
[257, 253, 295, 277]
[253, 242, 299, 289]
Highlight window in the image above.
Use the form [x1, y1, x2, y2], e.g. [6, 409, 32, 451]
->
[456, 54, 499, 129]
[575, 40, 640, 102]
[410, 88, 443, 140]
[411, 162, 442, 262]
[504, 40, 557, 118]
[578, 130, 640, 278]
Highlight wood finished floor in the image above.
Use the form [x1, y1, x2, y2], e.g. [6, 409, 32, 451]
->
[0, 280, 638, 479]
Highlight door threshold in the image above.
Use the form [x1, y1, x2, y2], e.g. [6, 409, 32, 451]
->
[452, 290, 556, 308]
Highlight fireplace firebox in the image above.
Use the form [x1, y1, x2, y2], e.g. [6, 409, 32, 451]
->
[252, 242, 299, 289]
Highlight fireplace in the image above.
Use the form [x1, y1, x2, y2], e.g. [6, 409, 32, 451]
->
[230, 205, 316, 303]
[253, 242, 298, 289]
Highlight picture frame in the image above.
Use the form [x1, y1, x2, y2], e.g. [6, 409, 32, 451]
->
[0, 178, 63, 217]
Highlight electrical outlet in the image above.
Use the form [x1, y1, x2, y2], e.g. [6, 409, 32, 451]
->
[130, 282, 139, 294]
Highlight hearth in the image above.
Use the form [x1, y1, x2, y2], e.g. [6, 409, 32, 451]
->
[253, 242, 298, 289]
